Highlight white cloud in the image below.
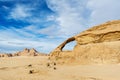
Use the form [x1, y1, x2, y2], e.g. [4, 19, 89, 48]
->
[46, 15, 56, 21]
[1, 0, 120, 53]
[47, 0, 89, 37]
[9, 4, 32, 20]
[2, 5, 9, 9]
[21, 0, 120, 53]
[87, 0, 120, 26]
[38, 25, 60, 37]
[24, 25, 35, 31]
[0, 38, 57, 53]
[47, 0, 120, 37]
[0, 27, 60, 53]
[0, 38, 57, 52]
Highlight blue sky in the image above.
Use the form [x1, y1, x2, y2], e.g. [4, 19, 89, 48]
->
[0, 0, 120, 53]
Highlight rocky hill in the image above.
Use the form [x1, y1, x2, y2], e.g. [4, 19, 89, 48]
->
[0, 53, 12, 57]
[50, 20, 120, 64]
[14, 48, 47, 56]
[14, 48, 37, 56]
[0, 48, 47, 57]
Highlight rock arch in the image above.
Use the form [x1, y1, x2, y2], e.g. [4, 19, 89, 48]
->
[50, 37, 75, 56]
[56, 37, 75, 51]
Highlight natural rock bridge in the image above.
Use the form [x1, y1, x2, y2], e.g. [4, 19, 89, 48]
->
[50, 20, 120, 64]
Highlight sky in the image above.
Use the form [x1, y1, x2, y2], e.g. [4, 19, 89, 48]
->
[0, 0, 120, 53]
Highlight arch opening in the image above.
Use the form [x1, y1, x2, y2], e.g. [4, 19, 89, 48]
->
[56, 37, 76, 51]
[62, 41, 76, 51]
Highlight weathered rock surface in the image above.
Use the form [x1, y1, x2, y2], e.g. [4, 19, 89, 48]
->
[15, 48, 47, 56]
[0, 53, 13, 57]
[15, 48, 37, 56]
[50, 20, 120, 64]
[0, 48, 47, 57]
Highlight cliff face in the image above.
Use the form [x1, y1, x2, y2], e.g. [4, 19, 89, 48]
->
[75, 20, 120, 45]
[50, 20, 120, 64]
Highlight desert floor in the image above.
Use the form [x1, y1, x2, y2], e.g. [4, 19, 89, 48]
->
[0, 56, 120, 80]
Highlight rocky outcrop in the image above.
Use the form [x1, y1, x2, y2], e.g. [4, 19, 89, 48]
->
[50, 37, 75, 57]
[50, 20, 120, 64]
[0, 48, 47, 57]
[15, 48, 38, 56]
[0, 53, 13, 57]
[14, 48, 47, 56]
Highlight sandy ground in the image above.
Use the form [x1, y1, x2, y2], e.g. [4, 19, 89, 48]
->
[0, 56, 120, 80]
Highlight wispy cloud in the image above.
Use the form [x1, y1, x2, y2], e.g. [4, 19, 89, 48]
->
[47, 0, 90, 36]
[87, 0, 120, 26]
[0, 0, 120, 53]
[8, 4, 32, 20]
[0, 27, 59, 53]
[47, 0, 120, 36]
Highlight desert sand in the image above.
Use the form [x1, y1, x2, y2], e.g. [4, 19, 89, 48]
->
[0, 56, 120, 80]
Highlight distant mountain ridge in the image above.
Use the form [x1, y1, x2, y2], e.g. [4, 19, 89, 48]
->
[0, 48, 47, 57]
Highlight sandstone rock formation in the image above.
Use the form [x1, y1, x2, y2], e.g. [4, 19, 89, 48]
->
[0, 48, 47, 57]
[0, 53, 12, 57]
[50, 20, 120, 64]
[15, 48, 47, 56]
[15, 48, 38, 56]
